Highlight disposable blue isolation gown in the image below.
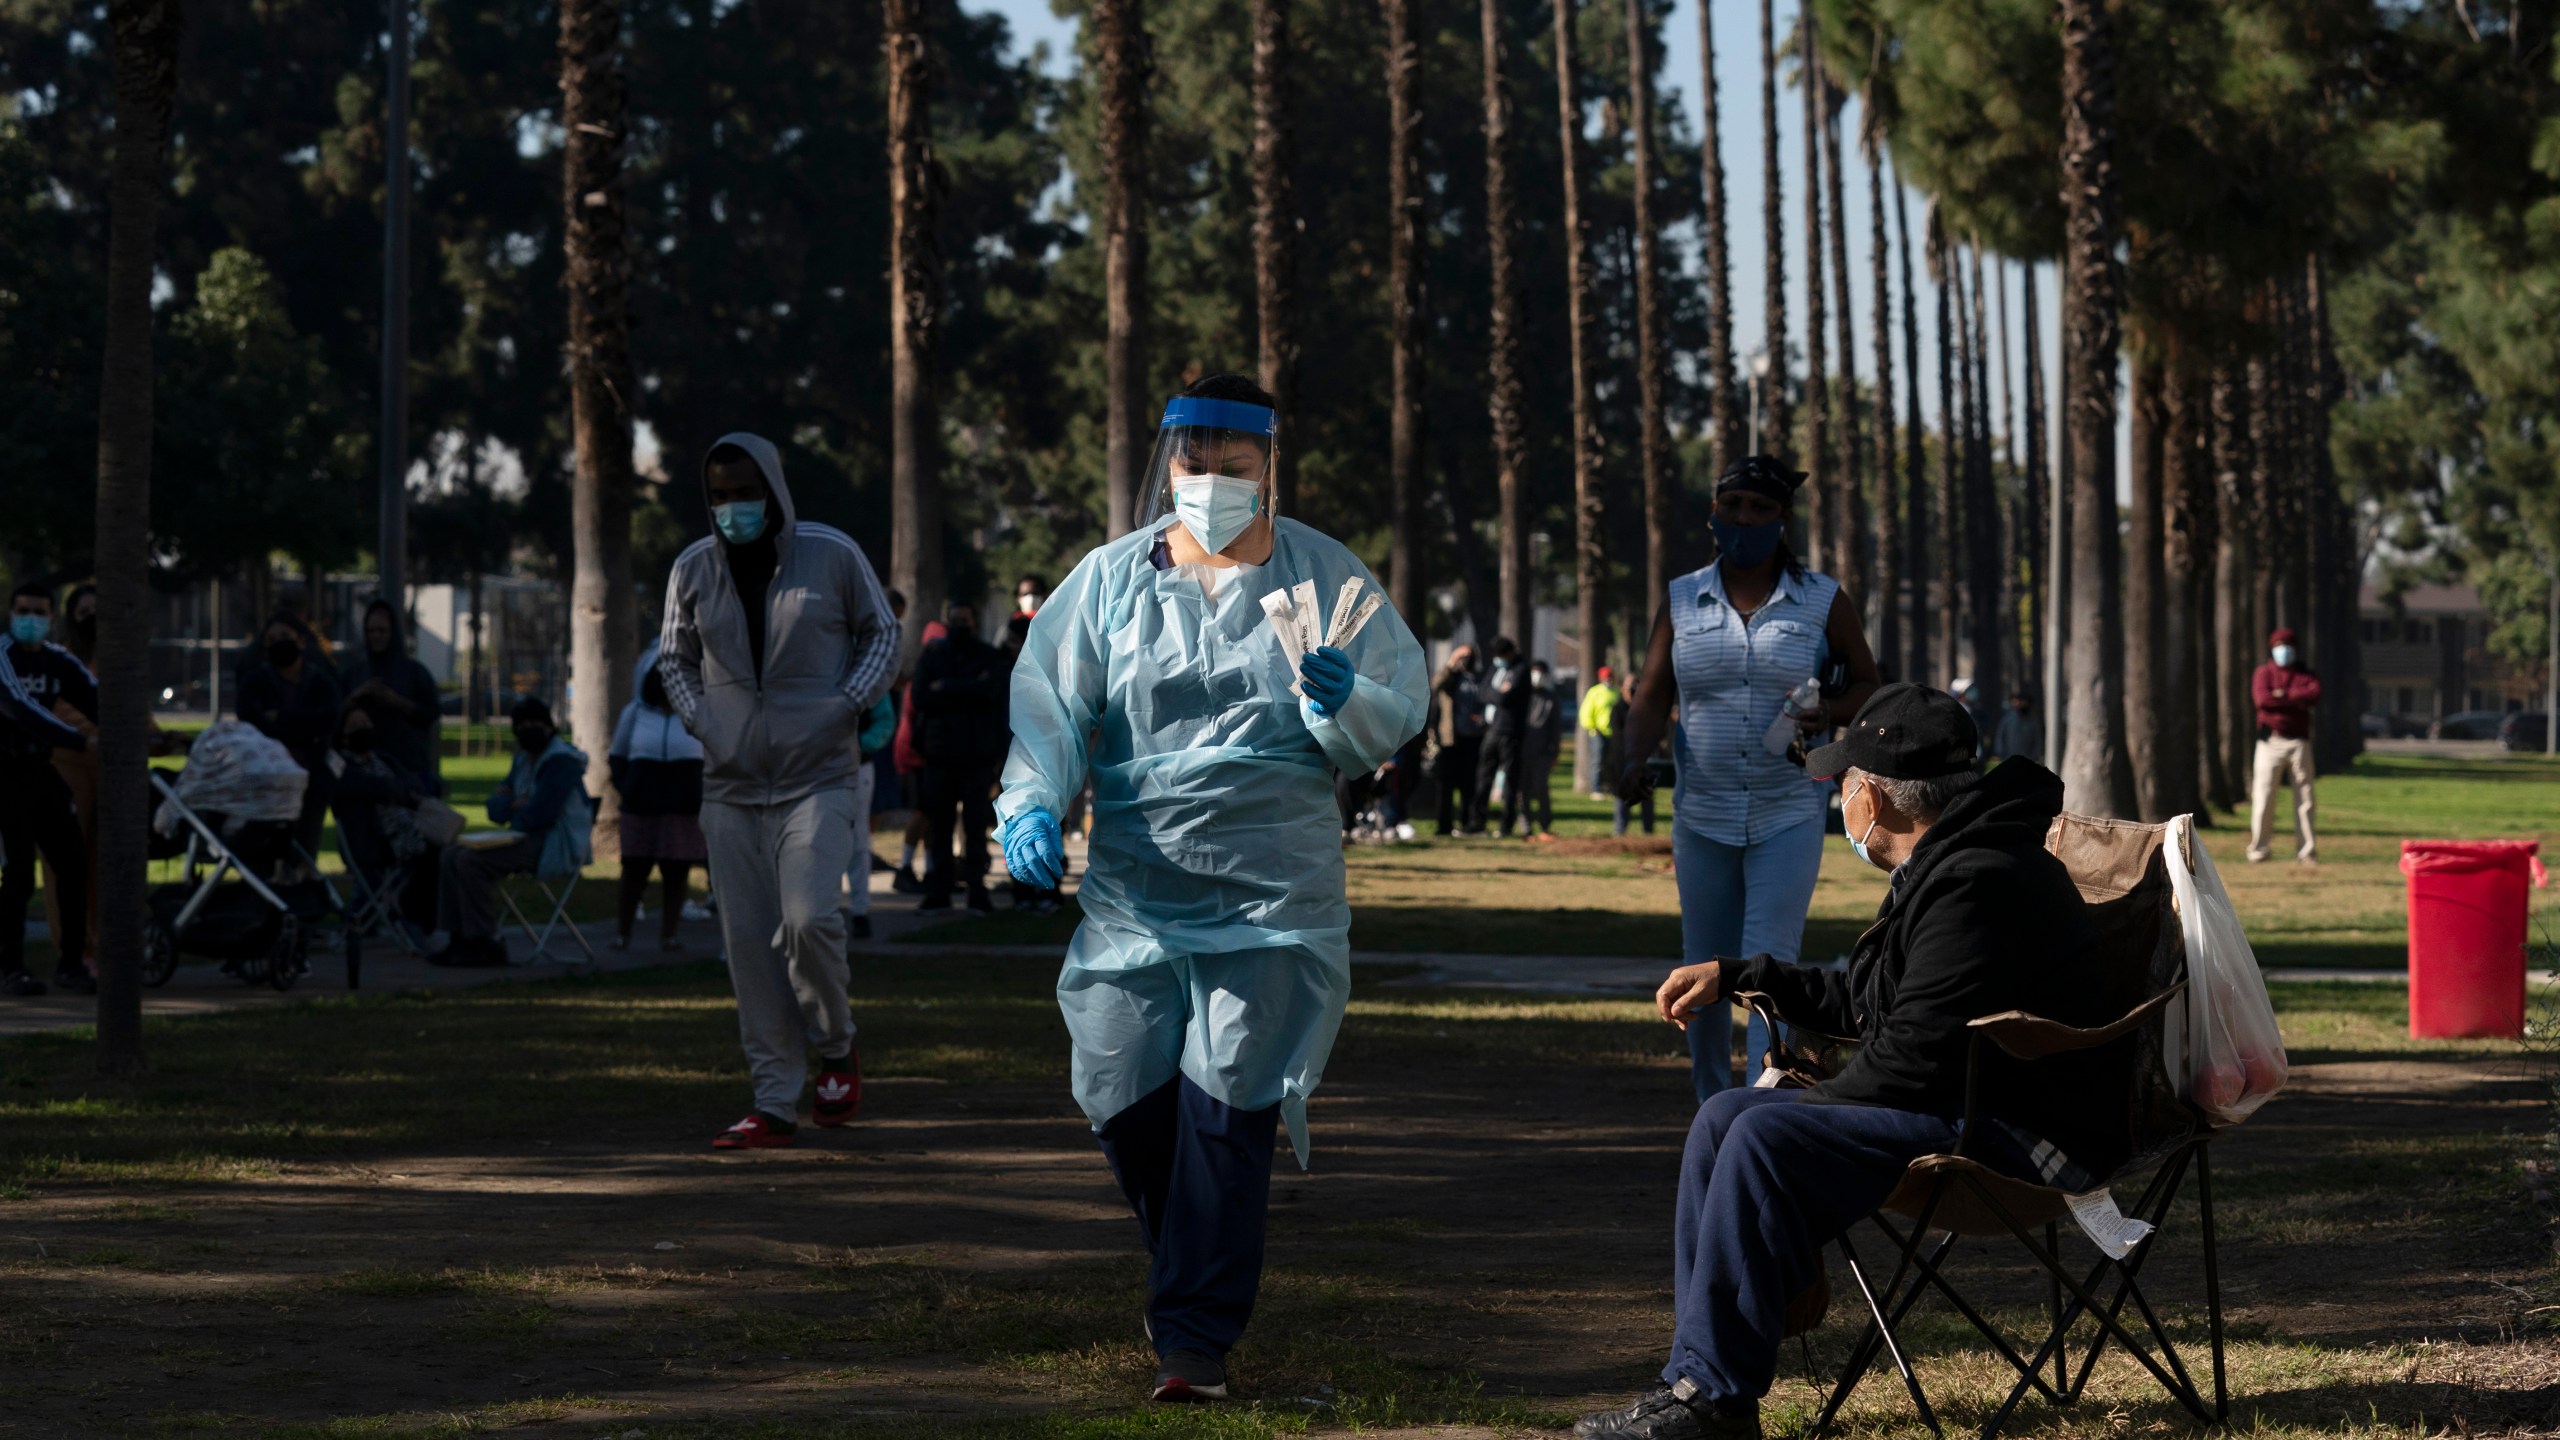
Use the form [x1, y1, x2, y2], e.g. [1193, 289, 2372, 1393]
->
[997, 517, 1428, 1164]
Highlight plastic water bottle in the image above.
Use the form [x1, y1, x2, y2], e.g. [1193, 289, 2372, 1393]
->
[1762, 678, 1823, 757]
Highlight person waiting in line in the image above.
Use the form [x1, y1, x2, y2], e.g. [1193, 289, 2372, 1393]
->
[1013, 573, 1048, 619]
[330, 707, 442, 933]
[427, 696, 590, 968]
[660, 433, 901, 1149]
[1477, 637, 1536, 838]
[338, 599, 444, 799]
[1426, 643, 1487, 836]
[58, 583, 98, 669]
[1992, 688, 2042, 763]
[998, 374, 1428, 1403]
[10, 581, 100, 989]
[2248, 626, 2322, 865]
[237, 611, 345, 863]
[1517, 657, 1563, 837]
[608, 646, 706, 953]
[911, 600, 1010, 913]
[1575, 687, 2123, 1440]
[1580, 662, 1622, 803]
[0, 638, 91, 997]
[886, 612, 946, 896]
[1617, 455, 1881, 1102]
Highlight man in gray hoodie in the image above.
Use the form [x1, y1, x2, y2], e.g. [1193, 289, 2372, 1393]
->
[659, 434, 901, 1149]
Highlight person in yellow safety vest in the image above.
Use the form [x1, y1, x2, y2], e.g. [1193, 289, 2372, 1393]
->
[1580, 665, 1622, 802]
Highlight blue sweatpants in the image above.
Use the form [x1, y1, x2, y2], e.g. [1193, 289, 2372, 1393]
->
[1094, 1075, 1281, 1360]
[1665, 1088, 2040, 1409]
[1673, 818, 1826, 1102]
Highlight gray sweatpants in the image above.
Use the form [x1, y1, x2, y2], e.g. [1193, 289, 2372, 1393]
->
[702, 787, 858, 1118]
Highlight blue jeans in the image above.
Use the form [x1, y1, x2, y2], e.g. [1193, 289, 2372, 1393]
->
[1665, 1088, 2043, 1409]
[1673, 817, 1825, 1101]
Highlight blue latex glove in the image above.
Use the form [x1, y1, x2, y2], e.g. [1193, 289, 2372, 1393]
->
[1301, 645, 1356, 718]
[1002, 807, 1065, 890]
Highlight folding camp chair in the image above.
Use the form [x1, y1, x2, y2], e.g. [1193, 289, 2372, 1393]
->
[1779, 813, 2227, 1440]
[498, 862, 597, 965]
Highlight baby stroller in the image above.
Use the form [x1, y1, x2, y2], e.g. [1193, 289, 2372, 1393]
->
[142, 723, 334, 991]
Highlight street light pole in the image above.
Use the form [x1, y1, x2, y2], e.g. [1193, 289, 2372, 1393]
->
[378, 0, 412, 616]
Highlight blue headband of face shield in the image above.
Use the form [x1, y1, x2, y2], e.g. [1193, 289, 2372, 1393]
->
[1160, 397, 1277, 435]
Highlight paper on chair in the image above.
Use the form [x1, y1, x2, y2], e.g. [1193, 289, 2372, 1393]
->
[2065, 1188, 2155, 1260]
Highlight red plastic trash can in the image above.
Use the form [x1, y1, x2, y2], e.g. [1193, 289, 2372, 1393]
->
[2401, 839, 2545, 1039]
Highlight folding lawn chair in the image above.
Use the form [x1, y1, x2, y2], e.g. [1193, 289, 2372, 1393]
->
[328, 831, 422, 986]
[1774, 813, 2227, 1440]
[497, 850, 597, 966]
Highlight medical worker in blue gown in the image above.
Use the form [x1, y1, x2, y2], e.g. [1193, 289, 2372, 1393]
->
[998, 373, 1428, 1404]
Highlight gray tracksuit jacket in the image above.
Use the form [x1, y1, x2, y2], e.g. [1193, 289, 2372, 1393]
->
[657, 432, 901, 807]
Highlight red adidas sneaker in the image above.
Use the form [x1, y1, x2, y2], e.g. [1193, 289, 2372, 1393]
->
[813, 1054, 863, 1127]
[711, 1112, 797, 1150]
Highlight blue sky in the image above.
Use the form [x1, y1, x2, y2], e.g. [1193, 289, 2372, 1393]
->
[963, 0, 2101, 500]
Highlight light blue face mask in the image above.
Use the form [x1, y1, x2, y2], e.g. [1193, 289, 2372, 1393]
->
[713, 499, 768, 544]
[1172, 474, 1263, 554]
[1846, 779, 1888, 871]
[9, 613, 48, 646]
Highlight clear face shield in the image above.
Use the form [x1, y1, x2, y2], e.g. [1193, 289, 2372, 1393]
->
[1132, 395, 1281, 556]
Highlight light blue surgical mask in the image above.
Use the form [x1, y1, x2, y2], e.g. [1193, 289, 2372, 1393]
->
[1172, 474, 1263, 554]
[8, 613, 47, 646]
[713, 499, 768, 544]
[2271, 645, 2296, 668]
[1845, 780, 1888, 871]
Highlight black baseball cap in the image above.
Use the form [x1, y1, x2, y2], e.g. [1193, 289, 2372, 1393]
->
[1804, 682, 1980, 782]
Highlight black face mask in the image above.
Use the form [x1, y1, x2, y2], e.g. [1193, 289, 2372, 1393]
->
[343, 730, 375, 754]
[947, 622, 978, 646]
[266, 638, 301, 669]
[514, 725, 550, 753]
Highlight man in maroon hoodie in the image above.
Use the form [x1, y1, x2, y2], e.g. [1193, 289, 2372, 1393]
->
[2248, 626, 2321, 864]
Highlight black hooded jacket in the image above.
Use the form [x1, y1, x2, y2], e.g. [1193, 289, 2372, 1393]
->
[1728, 759, 2136, 1178]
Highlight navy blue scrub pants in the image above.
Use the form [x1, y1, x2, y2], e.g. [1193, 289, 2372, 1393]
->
[1665, 1087, 2041, 1410]
[1096, 1075, 1281, 1360]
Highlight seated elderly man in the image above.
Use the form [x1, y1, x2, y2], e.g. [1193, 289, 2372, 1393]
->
[1578, 683, 2129, 1440]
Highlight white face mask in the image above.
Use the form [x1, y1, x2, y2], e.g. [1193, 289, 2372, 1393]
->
[1172, 473, 1263, 554]
[2272, 645, 2297, 668]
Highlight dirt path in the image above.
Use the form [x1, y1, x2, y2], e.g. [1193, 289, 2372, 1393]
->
[5, 1040, 2555, 1436]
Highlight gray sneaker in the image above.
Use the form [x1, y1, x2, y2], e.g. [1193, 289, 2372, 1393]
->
[1573, 1379, 1760, 1440]
[1149, 1349, 1228, 1403]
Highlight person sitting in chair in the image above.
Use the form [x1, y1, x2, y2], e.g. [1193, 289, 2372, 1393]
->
[426, 697, 589, 968]
[1576, 683, 2129, 1440]
[330, 707, 442, 933]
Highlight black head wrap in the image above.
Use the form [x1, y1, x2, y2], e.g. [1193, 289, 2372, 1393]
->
[1715, 454, 1806, 505]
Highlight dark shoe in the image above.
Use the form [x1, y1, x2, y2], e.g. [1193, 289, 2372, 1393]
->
[890, 866, 923, 895]
[871, 854, 895, 873]
[813, 1053, 862, 1126]
[850, 914, 872, 941]
[1574, 1381, 1759, 1440]
[2, 971, 45, 998]
[51, 967, 96, 997]
[965, 887, 994, 914]
[712, 1112, 798, 1150]
[916, 893, 953, 912]
[1149, 1349, 1228, 1403]
[427, 937, 509, 969]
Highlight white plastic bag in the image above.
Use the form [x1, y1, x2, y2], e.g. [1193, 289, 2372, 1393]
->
[156, 720, 307, 834]
[2163, 815, 2287, 1123]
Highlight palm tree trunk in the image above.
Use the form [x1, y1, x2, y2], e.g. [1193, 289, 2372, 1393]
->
[1823, 77, 1863, 608]
[2124, 337, 2165, 817]
[2191, 358, 2228, 809]
[1626, 0, 1671, 609]
[563, 0, 637, 855]
[1697, 0, 1740, 472]
[2011, 259, 2041, 700]
[2305, 253, 2359, 768]
[90, 0, 182, 1074]
[1759, 0, 1789, 464]
[2246, 341, 2279, 645]
[1096, 0, 1149, 537]
[1894, 159, 1928, 683]
[1386, 0, 1424, 622]
[1929, 207, 1958, 688]
[1964, 241, 2002, 705]
[2026, 263, 2062, 748]
[1865, 104, 1898, 672]
[1481, 0, 1532, 650]
[2211, 355, 2255, 808]
[1797, 8, 1828, 570]
[2160, 344, 2206, 818]
[887, 0, 944, 656]
[1253, 0, 1299, 516]
[2059, 0, 2136, 816]
[1556, 0, 1608, 756]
